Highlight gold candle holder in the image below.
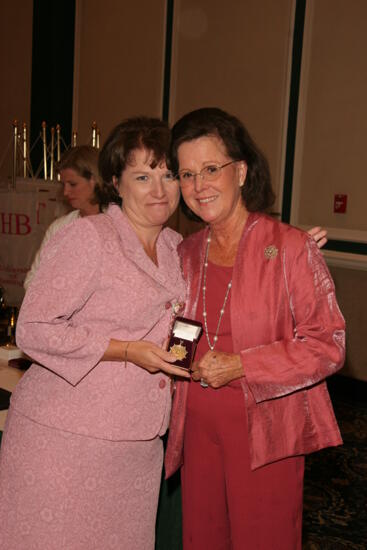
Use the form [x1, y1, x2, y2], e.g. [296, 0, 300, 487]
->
[56, 124, 61, 180]
[17, 131, 21, 173]
[22, 123, 27, 177]
[72, 131, 77, 147]
[56, 125, 61, 161]
[12, 120, 18, 189]
[42, 121, 47, 180]
[50, 127, 55, 180]
[8, 307, 16, 345]
[92, 121, 97, 148]
[96, 128, 100, 149]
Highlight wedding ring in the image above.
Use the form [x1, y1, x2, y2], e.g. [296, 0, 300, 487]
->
[200, 378, 208, 388]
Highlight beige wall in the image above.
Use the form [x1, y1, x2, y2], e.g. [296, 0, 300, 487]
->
[170, 0, 294, 211]
[73, 0, 167, 146]
[168, 0, 295, 236]
[292, 0, 367, 235]
[0, 1, 33, 182]
[330, 266, 367, 382]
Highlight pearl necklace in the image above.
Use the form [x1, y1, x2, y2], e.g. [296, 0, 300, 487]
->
[202, 233, 232, 351]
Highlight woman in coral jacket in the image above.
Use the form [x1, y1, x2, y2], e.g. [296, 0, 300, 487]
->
[165, 108, 345, 550]
[0, 117, 189, 550]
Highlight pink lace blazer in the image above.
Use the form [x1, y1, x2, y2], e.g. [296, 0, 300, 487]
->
[15, 205, 187, 441]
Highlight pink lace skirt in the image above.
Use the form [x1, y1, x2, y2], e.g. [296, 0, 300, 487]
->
[0, 407, 163, 550]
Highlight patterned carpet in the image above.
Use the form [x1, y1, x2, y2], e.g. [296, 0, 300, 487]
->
[1, 373, 366, 548]
[156, 375, 367, 550]
[303, 375, 367, 549]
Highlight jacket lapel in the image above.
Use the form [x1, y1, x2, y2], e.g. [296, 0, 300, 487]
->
[106, 204, 181, 294]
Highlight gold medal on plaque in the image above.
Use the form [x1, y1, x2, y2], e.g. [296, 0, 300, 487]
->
[170, 340, 188, 361]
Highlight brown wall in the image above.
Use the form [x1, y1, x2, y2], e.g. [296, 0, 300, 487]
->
[0, 1, 33, 182]
[170, 0, 294, 207]
[293, 0, 367, 232]
[167, 0, 294, 235]
[73, 0, 167, 145]
[330, 266, 367, 382]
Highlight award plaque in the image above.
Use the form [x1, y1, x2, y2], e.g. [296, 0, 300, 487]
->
[168, 316, 203, 370]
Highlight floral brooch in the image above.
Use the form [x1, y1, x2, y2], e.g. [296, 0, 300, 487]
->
[264, 245, 278, 259]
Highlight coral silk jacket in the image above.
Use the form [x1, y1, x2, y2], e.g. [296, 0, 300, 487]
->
[165, 213, 345, 475]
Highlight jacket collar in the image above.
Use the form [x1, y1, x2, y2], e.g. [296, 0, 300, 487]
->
[105, 204, 182, 293]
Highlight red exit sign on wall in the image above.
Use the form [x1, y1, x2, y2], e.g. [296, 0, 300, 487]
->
[334, 194, 347, 214]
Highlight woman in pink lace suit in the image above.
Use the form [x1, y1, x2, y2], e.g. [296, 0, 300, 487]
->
[165, 108, 345, 550]
[0, 117, 189, 550]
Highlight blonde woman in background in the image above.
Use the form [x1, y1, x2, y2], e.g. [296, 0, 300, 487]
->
[24, 145, 101, 290]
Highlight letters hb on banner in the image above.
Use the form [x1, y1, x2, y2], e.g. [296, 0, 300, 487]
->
[0, 179, 69, 306]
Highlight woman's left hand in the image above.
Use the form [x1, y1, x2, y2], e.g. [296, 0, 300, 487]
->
[191, 350, 244, 389]
[307, 226, 327, 248]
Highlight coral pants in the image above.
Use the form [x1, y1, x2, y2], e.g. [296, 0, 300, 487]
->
[181, 382, 304, 550]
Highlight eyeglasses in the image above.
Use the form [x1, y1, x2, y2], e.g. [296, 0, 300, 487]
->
[177, 161, 239, 187]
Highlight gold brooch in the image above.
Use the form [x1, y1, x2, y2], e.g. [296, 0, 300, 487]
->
[170, 340, 188, 361]
[264, 245, 278, 259]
